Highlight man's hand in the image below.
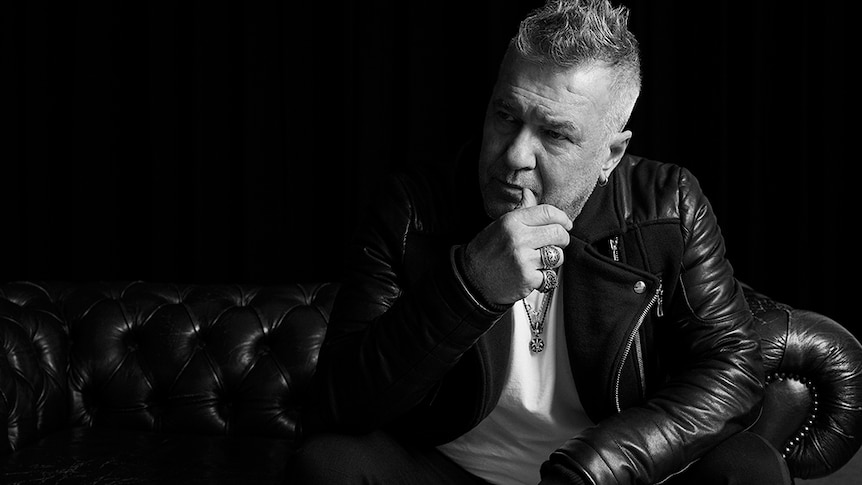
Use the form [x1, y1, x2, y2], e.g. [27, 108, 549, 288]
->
[463, 188, 572, 306]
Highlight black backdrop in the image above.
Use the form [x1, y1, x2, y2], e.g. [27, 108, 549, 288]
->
[3, 2, 856, 337]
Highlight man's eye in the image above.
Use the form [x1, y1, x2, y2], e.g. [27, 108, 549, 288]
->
[496, 111, 516, 122]
[544, 129, 569, 142]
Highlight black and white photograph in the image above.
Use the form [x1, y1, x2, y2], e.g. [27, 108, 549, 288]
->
[2, 1, 859, 483]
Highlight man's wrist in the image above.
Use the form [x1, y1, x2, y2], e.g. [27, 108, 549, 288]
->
[450, 245, 509, 314]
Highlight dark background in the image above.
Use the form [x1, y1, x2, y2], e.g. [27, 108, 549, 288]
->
[3, 2, 855, 337]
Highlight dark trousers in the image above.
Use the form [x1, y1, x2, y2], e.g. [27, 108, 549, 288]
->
[290, 429, 791, 484]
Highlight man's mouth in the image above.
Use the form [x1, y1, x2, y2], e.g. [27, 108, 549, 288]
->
[491, 178, 523, 200]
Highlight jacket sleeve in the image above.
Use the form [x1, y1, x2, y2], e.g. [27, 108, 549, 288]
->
[541, 167, 764, 484]
[303, 173, 505, 435]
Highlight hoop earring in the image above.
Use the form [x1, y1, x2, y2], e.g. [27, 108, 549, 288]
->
[598, 175, 608, 187]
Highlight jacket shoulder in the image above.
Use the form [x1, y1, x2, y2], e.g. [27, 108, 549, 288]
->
[614, 154, 703, 227]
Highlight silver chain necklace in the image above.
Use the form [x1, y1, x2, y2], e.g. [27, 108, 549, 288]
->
[523, 289, 554, 353]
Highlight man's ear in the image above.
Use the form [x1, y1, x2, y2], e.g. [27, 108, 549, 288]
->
[601, 129, 632, 177]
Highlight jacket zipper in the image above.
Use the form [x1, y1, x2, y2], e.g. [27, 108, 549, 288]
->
[609, 236, 620, 262]
[614, 278, 663, 412]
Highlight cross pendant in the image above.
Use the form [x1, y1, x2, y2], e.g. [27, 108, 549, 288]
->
[530, 336, 545, 353]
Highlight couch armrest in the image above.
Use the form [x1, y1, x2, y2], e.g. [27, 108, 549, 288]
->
[746, 287, 862, 479]
[0, 282, 71, 454]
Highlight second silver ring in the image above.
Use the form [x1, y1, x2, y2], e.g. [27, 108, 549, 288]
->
[539, 269, 558, 293]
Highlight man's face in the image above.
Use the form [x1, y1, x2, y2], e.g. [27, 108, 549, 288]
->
[478, 51, 630, 221]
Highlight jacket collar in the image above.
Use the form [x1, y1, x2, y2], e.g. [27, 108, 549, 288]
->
[569, 157, 630, 244]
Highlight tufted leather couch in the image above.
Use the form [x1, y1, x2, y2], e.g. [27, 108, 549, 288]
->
[1, 280, 861, 484]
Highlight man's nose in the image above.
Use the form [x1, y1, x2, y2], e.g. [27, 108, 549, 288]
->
[503, 126, 537, 171]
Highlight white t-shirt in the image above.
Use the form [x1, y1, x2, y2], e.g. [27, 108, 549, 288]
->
[437, 269, 593, 484]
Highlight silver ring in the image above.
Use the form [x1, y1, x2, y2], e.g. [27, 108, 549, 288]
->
[539, 269, 558, 293]
[539, 245, 562, 270]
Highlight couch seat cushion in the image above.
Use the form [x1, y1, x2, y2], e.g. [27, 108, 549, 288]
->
[0, 426, 294, 484]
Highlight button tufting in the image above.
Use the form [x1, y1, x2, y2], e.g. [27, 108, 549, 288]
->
[766, 372, 820, 458]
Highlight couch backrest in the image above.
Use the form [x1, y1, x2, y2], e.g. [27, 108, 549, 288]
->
[0, 282, 70, 454]
[0, 281, 336, 453]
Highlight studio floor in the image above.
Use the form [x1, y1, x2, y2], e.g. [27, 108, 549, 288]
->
[796, 449, 862, 484]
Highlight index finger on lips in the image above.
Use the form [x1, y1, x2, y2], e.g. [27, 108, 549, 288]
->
[518, 187, 538, 209]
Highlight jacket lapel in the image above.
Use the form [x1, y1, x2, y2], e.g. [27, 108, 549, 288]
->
[562, 237, 655, 422]
[561, 168, 659, 422]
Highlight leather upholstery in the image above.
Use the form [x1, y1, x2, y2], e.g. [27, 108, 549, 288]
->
[0, 282, 335, 452]
[1, 280, 860, 482]
[746, 285, 862, 479]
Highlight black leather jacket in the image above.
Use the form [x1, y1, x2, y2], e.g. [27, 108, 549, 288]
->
[306, 148, 764, 484]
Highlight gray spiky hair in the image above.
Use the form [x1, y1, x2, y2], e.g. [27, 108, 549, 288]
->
[514, 0, 641, 131]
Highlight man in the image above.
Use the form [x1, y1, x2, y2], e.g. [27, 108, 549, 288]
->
[294, 1, 791, 483]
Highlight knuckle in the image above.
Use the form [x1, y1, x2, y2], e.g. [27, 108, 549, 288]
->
[507, 231, 525, 252]
[500, 214, 519, 233]
[515, 246, 532, 266]
[549, 225, 566, 242]
[503, 243, 519, 263]
[519, 266, 535, 284]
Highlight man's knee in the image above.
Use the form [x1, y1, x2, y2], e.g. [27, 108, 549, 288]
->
[290, 430, 415, 484]
[290, 432, 366, 483]
[679, 432, 791, 485]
